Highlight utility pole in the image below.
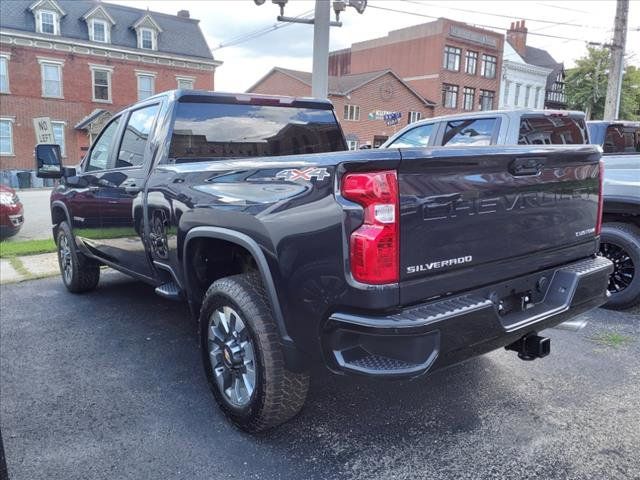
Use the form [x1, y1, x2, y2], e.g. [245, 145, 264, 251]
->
[254, 0, 367, 99]
[603, 0, 629, 120]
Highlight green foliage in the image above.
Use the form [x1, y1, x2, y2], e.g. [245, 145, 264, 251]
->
[0, 239, 56, 258]
[565, 46, 640, 120]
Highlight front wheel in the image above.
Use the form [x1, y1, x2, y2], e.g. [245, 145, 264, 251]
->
[200, 272, 309, 432]
[599, 222, 640, 310]
[56, 222, 100, 293]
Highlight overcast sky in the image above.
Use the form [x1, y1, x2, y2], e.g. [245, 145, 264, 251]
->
[111, 0, 640, 92]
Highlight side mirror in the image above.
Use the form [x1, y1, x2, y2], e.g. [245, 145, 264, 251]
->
[35, 144, 63, 178]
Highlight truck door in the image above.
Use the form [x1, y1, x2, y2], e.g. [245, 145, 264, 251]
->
[94, 103, 161, 279]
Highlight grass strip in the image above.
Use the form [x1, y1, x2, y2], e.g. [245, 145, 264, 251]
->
[0, 238, 56, 258]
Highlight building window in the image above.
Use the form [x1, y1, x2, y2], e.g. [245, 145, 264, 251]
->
[347, 140, 358, 150]
[176, 77, 195, 89]
[514, 83, 521, 106]
[480, 54, 497, 78]
[343, 104, 360, 121]
[524, 85, 531, 107]
[39, 60, 63, 98]
[0, 56, 9, 94]
[443, 46, 461, 71]
[38, 10, 58, 35]
[465, 51, 478, 75]
[137, 73, 155, 100]
[503, 81, 511, 106]
[139, 28, 156, 50]
[52, 121, 66, 157]
[91, 67, 111, 102]
[0, 119, 13, 155]
[91, 20, 109, 43]
[479, 90, 495, 110]
[408, 111, 422, 124]
[463, 87, 475, 110]
[442, 84, 458, 109]
[534, 87, 541, 108]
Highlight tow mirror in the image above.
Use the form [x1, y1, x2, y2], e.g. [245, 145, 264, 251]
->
[35, 144, 63, 178]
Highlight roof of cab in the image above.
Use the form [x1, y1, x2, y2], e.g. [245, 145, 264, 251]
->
[170, 89, 335, 110]
[415, 108, 586, 124]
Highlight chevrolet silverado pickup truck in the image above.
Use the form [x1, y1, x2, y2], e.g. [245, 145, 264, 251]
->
[588, 121, 640, 310]
[36, 91, 612, 432]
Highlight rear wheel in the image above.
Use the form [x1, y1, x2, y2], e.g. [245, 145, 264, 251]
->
[56, 222, 100, 293]
[599, 222, 640, 310]
[200, 272, 309, 432]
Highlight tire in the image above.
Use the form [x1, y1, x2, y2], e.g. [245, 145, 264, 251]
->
[56, 221, 100, 293]
[599, 222, 640, 310]
[199, 272, 309, 432]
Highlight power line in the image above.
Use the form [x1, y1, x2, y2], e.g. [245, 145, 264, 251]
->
[213, 9, 314, 51]
[400, 0, 607, 30]
[367, 4, 597, 44]
[534, 2, 590, 14]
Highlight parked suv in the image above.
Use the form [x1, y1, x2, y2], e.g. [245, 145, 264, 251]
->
[588, 121, 640, 310]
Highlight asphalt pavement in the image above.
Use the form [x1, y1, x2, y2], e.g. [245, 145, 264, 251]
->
[8, 188, 53, 241]
[1, 272, 639, 480]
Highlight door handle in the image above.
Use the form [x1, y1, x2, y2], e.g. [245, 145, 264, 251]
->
[510, 157, 545, 176]
[125, 185, 141, 194]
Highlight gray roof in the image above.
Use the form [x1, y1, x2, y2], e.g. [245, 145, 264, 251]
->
[0, 0, 214, 60]
[263, 67, 435, 105]
[523, 45, 563, 89]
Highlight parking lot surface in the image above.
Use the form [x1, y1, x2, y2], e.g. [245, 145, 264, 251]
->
[1, 272, 639, 480]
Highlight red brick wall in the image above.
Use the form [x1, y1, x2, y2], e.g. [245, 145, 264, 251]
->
[335, 19, 503, 116]
[0, 45, 214, 169]
[251, 70, 434, 148]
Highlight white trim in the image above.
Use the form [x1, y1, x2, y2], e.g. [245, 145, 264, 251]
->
[176, 75, 195, 89]
[90, 65, 112, 103]
[0, 117, 15, 156]
[82, 5, 116, 25]
[138, 27, 157, 51]
[132, 14, 163, 32]
[134, 69, 157, 77]
[0, 55, 9, 94]
[0, 29, 222, 69]
[403, 73, 439, 82]
[29, 0, 66, 16]
[36, 56, 64, 65]
[39, 59, 63, 98]
[36, 10, 60, 36]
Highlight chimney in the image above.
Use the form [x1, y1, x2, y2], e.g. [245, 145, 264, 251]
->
[507, 19, 527, 57]
[177, 9, 190, 18]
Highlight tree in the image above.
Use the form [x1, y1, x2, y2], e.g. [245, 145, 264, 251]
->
[565, 46, 640, 120]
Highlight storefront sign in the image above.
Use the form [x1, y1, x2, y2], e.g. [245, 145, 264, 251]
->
[368, 110, 402, 126]
[32, 117, 55, 144]
[449, 25, 498, 48]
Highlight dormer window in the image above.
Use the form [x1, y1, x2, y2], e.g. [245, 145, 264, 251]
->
[140, 28, 155, 50]
[82, 5, 115, 44]
[91, 19, 108, 43]
[29, 0, 65, 36]
[133, 14, 162, 52]
[40, 10, 57, 34]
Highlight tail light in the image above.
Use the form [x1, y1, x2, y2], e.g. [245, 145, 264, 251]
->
[595, 160, 604, 236]
[341, 170, 399, 284]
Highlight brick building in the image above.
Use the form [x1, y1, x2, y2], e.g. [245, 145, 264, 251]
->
[248, 67, 435, 149]
[329, 18, 504, 116]
[0, 0, 220, 185]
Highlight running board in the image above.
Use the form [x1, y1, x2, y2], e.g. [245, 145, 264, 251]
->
[155, 282, 182, 301]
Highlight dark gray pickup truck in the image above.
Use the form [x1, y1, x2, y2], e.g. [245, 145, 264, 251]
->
[36, 91, 612, 432]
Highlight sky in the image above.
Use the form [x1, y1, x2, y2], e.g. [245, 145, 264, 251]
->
[110, 0, 640, 92]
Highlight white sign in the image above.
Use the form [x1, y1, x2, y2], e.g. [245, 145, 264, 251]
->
[33, 117, 55, 144]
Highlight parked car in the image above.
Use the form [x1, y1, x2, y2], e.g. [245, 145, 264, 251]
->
[380, 109, 589, 149]
[37, 91, 611, 432]
[0, 184, 24, 239]
[588, 121, 640, 310]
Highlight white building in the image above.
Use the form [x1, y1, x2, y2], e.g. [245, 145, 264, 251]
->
[499, 41, 551, 109]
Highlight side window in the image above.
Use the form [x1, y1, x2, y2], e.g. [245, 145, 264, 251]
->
[86, 118, 121, 172]
[389, 124, 434, 148]
[604, 126, 640, 153]
[442, 118, 496, 146]
[116, 104, 159, 168]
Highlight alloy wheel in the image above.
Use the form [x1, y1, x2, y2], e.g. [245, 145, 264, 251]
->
[207, 306, 256, 407]
[600, 241, 635, 293]
[58, 234, 73, 284]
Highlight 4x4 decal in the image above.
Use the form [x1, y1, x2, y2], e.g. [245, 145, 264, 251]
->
[276, 167, 330, 182]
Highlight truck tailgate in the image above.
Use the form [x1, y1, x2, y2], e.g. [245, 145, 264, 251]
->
[398, 145, 602, 305]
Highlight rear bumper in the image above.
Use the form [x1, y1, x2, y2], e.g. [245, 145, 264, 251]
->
[323, 255, 613, 378]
